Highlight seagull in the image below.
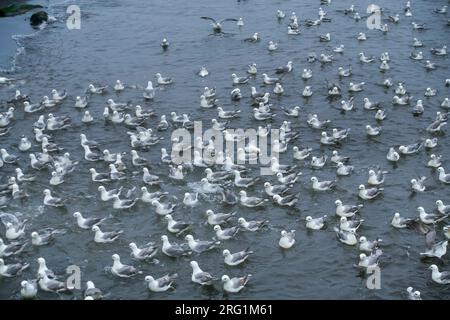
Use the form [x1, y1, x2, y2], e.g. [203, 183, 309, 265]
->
[335, 200, 363, 218]
[358, 250, 382, 269]
[391, 212, 414, 229]
[359, 236, 382, 253]
[368, 170, 387, 185]
[160, 38, 169, 50]
[20, 280, 38, 299]
[279, 230, 295, 249]
[407, 287, 422, 300]
[155, 73, 173, 85]
[165, 214, 191, 234]
[31, 230, 56, 246]
[311, 176, 335, 191]
[112, 195, 137, 209]
[223, 248, 253, 266]
[84, 281, 103, 300]
[339, 217, 364, 232]
[214, 225, 239, 240]
[238, 190, 267, 208]
[152, 199, 176, 215]
[305, 215, 327, 230]
[387, 147, 400, 162]
[277, 171, 302, 184]
[87, 84, 108, 94]
[233, 170, 259, 188]
[337, 162, 353, 176]
[437, 167, 450, 184]
[222, 274, 251, 293]
[38, 272, 71, 293]
[273, 194, 298, 207]
[238, 217, 268, 232]
[429, 265, 450, 284]
[129, 242, 158, 260]
[111, 254, 140, 278]
[206, 210, 235, 226]
[399, 142, 423, 155]
[436, 200, 450, 215]
[411, 177, 426, 192]
[73, 211, 105, 229]
[0, 238, 27, 257]
[190, 261, 217, 285]
[185, 235, 220, 253]
[334, 227, 357, 246]
[200, 17, 238, 33]
[43, 189, 64, 207]
[420, 230, 447, 259]
[358, 185, 383, 200]
[418, 206, 447, 224]
[161, 235, 191, 257]
[0, 259, 29, 277]
[244, 33, 260, 43]
[92, 225, 122, 243]
[145, 274, 177, 292]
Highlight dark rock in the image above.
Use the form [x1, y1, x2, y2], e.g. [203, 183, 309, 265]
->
[30, 10, 48, 26]
[0, 4, 43, 17]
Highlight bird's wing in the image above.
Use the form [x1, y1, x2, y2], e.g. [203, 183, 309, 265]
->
[201, 16, 217, 23]
[220, 18, 239, 23]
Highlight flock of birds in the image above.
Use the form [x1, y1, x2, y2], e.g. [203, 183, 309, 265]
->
[0, 0, 449, 300]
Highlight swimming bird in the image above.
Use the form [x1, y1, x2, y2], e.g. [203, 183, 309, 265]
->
[88, 84, 108, 94]
[92, 225, 122, 243]
[160, 38, 169, 50]
[0, 238, 27, 258]
[165, 214, 191, 234]
[279, 230, 295, 249]
[238, 217, 268, 232]
[43, 189, 64, 207]
[20, 280, 37, 299]
[155, 73, 173, 85]
[190, 261, 217, 286]
[145, 274, 177, 292]
[337, 162, 353, 176]
[334, 227, 357, 246]
[214, 225, 239, 240]
[223, 248, 253, 266]
[200, 17, 238, 33]
[185, 235, 220, 253]
[411, 177, 427, 192]
[206, 210, 235, 226]
[0, 259, 29, 277]
[161, 235, 191, 257]
[129, 242, 158, 260]
[429, 265, 450, 284]
[358, 185, 383, 200]
[306, 215, 327, 230]
[436, 200, 450, 215]
[335, 200, 363, 218]
[418, 206, 447, 224]
[244, 33, 260, 43]
[222, 274, 251, 293]
[391, 212, 414, 229]
[73, 211, 106, 229]
[311, 176, 335, 191]
[359, 236, 382, 253]
[111, 254, 140, 278]
[437, 167, 450, 184]
[152, 199, 176, 215]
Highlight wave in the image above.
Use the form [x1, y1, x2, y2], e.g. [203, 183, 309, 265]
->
[0, 0, 71, 73]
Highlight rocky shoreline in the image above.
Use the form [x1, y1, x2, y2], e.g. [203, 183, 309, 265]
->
[0, 1, 48, 70]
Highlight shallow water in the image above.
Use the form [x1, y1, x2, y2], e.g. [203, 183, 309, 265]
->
[0, 0, 449, 299]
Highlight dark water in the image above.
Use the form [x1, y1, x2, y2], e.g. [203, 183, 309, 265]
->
[0, 0, 449, 299]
